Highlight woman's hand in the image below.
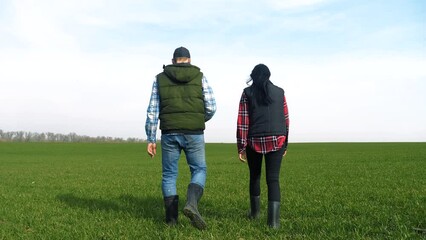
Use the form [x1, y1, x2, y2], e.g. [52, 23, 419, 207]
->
[239, 151, 247, 163]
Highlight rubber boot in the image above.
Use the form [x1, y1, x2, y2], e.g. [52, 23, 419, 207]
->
[164, 195, 179, 226]
[267, 201, 280, 229]
[183, 183, 207, 230]
[247, 195, 260, 219]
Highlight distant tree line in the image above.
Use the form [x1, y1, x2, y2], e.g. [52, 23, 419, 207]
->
[0, 129, 145, 143]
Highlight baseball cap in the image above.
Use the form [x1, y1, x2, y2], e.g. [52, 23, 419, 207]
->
[173, 47, 191, 59]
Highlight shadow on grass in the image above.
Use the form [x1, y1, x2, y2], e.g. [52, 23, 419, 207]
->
[56, 193, 163, 223]
[56, 193, 246, 227]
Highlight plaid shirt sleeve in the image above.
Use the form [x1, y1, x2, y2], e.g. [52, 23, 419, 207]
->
[237, 92, 249, 153]
[145, 78, 159, 143]
[202, 76, 217, 122]
[283, 95, 290, 150]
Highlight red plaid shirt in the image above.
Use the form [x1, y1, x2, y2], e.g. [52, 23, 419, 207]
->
[237, 92, 289, 154]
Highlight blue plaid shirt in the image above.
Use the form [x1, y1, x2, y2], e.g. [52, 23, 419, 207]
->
[145, 75, 216, 143]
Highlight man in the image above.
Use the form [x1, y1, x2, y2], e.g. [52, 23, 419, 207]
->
[145, 46, 216, 230]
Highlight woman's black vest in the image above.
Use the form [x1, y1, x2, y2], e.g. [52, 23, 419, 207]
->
[244, 83, 287, 137]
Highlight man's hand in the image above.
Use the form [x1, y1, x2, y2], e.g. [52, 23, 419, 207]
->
[238, 151, 247, 163]
[283, 150, 287, 157]
[147, 143, 157, 158]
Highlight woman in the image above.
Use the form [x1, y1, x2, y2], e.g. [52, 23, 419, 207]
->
[236, 64, 289, 228]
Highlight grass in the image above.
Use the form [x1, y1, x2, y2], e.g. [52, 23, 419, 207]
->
[0, 142, 425, 239]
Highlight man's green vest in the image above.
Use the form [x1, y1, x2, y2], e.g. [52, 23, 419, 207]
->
[157, 64, 205, 133]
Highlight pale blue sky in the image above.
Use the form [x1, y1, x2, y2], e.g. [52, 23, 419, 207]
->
[1, 0, 425, 142]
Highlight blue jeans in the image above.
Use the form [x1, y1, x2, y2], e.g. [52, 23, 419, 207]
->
[161, 134, 207, 197]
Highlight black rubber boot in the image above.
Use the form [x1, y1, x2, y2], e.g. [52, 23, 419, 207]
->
[248, 195, 260, 219]
[164, 195, 179, 226]
[267, 201, 280, 229]
[183, 183, 207, 230]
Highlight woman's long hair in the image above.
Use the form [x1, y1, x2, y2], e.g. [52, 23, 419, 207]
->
[247, 64, 272, 105]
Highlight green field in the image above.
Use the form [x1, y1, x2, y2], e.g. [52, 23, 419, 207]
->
[0, 142, 425, 239]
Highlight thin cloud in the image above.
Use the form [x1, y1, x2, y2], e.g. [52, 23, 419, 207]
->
[266, 0, 330, 9]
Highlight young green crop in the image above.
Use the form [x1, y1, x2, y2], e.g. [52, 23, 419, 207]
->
[0, 142, 425, 239]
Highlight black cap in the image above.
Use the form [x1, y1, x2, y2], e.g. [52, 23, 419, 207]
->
[173, 47, 191, 59]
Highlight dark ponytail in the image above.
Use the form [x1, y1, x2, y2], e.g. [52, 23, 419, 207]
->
[247, 64, 272, 105]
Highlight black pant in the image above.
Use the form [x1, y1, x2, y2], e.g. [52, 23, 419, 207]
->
[246, 146, 285, 202]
